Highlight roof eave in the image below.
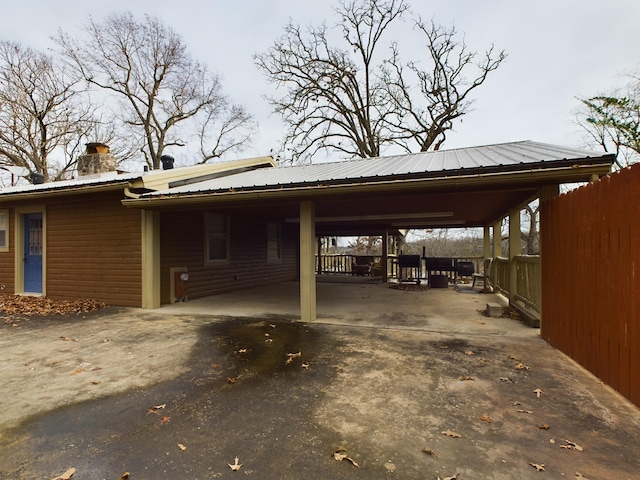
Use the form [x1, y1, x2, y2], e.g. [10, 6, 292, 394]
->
[122, 162, 612, 208]
[0, 179, 136, 203]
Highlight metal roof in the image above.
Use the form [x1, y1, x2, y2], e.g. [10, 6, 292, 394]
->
[142, 141, 613, 197]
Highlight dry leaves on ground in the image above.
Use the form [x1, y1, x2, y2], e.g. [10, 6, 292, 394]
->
[441, 429, 462, 438]
[530, 462, 545, 471]
[0, 295, 106, 321]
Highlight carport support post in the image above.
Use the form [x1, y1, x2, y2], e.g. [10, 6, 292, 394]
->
[141, 210, 160, 309]
[483, 225, 491, 259]
[508, 208, 521, 305]
[300, 201, 316, 322]
[492, 219, 502, 258]
[382, 230, 389, 281]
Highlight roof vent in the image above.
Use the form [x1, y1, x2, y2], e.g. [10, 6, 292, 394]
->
[30, 172, 45, 184]
[161, 155, 175, 170]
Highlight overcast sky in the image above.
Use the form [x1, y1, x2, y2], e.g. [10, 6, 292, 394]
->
[4, 0, 640, 163]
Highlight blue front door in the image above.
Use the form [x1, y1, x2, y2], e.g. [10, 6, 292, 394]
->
[24, 213, 43, 293]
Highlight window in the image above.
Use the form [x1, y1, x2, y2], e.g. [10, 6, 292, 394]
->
[205, 213, 229, 263]
[267, 222, 282, 262]
[0, 210, 8, 251]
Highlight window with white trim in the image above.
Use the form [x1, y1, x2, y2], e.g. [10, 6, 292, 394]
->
[205, 213, 229, 263]
[0, 210, 8, 251]
[267, 222, 282, 262]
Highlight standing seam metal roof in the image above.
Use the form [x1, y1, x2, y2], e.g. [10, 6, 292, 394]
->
[144, 141, 612, 197]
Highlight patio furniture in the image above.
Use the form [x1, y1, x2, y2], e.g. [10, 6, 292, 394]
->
[472, 258, 493, 291]
[398, 254, 422, 284]
[425, 257, 457, 286]
[351, 255, 374, 276]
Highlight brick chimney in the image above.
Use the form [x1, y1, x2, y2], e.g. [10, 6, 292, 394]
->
[77, 143, 117, 176]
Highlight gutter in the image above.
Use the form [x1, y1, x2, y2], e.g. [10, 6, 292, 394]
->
[121, 163, 612, 208]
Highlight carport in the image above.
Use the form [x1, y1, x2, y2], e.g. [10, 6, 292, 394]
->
[123, 141, 614, 321]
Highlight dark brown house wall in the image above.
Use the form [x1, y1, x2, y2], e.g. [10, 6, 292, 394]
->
[46, 190, 142, 307]
[0, 208, 15, 293]
[541, 164, 640, 408]
[160, 211, 298, 304]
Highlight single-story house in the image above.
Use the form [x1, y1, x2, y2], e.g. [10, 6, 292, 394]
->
[0, 141, 614, 320]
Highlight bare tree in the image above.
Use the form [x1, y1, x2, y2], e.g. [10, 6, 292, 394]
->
[576, 72, 640, 169]
[255, 0, 506, 163]
[57, 12, 256, 170]
[0, 41, 100, 182]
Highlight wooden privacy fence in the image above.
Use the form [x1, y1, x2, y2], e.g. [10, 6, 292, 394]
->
[541, 164, 640, 408]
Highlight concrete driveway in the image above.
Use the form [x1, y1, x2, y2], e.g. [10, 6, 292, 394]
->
[1, 280, 639, 479]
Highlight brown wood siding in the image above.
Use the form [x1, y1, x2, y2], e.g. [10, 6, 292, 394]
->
[160, 211, 298, 304]
[541, 164, 640, 408]
[0, 207, 15, 293]
[46, 191, 142, 306]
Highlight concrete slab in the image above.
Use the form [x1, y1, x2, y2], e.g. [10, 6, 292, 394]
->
[0, 281, 638, 479]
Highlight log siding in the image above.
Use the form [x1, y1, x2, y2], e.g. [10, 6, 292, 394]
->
[160, 211, 298, 304]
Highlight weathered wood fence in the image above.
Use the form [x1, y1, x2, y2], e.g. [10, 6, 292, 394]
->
[541, 164, 640, 408]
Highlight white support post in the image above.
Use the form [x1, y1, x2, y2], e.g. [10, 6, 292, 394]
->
[299, 201, 316, 322]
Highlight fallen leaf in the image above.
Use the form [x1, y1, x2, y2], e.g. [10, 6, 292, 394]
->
[332, 449, 347, 462]
[421, 447, 438, 457]
[550, 438, 556, 444]
[512, 401, 522, 406]
[270, 323, 276, 328]
[70, 368, 85, 375]
[147, 404, 166, 415]
[459, 376, 474, 381]
[481, 414, 492, 423]
[228, 456, 243, 471]
[575, 472, 590, 479]
[160, 415, 171, 425]
[60, 336, 76, 342]
[516, 362, 531, 370]
[534, 388, 543, 398]
[500, 377, 514, 383]
[561, 440, 583, 451]
[264, 333, 270, 337]
[465, 350, 475, 356]
[332, 448, 359, 468]
[441, 429, 462, 438]
[228, 377, 236, 384]
[265, 338, 273, 343]
[118, 473, 129, 480]
[238, 348, 247, 353]
[439, 475, 459, 480]
[301, 362, 310, 369]
[178, 443, 186, 451]
[517, 409, 534, 414]
[536, 423, 550, 430]
[530, 463, 545, 471]
[50, 467, 76, 480]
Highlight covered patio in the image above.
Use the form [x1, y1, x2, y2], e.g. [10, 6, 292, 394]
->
[125, 141, 614, 324]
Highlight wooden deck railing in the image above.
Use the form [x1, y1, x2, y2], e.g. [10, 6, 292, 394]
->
[491, 255, 541, 318]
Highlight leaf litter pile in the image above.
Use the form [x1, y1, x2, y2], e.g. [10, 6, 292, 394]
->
[0, 294, 106, 323]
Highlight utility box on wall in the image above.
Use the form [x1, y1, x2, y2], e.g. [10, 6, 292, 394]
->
[171, 268, 189, 302]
